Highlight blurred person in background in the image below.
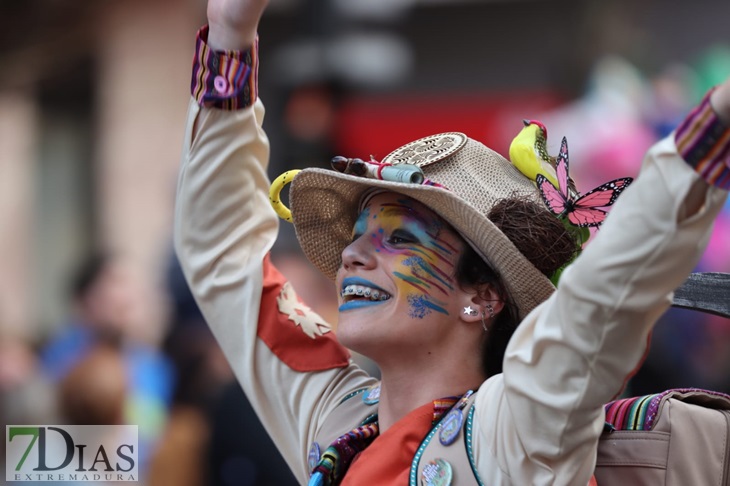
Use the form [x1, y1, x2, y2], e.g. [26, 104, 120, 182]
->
[147, 254, 297, 486]
[175, 0, 730, 484]
[0, 333, 59, 477]
[58, 343, 127, 426]
[147, 320, 214, 486]
[40, 252, 174, 474]
[40, 344, 129, 486]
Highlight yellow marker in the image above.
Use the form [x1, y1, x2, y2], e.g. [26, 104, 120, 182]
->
[269, 170, 301, 222]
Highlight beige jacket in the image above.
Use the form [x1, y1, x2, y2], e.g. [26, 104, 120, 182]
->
[174, 97, 727, 485]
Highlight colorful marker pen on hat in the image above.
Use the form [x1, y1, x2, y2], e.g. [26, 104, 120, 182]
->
[331, 156, 424, 184]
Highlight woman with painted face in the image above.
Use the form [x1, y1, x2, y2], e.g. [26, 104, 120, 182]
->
[174, 0, 730, 484]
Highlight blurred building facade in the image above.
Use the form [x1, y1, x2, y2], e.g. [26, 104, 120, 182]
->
[1, 0, 729, 345]
[0, 0, 203, 342]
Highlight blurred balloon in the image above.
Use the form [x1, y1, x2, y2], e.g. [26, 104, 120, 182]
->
[540, 56, 654, 186]
[693, 44, 730, 100]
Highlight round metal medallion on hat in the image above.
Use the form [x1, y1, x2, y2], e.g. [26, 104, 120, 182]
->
[438, 408, 464, 446]
[421, 458, 453, 486]
[381, 132, 468, 168]
[308, 442, 321, 471]
[362, 384, 381, 405]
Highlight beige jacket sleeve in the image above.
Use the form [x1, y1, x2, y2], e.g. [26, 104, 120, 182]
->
[471, 135, 728, 485]
[174, 99, 375, 482]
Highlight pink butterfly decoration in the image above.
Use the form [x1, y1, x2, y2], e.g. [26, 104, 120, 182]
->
[535, 137, 633, 228]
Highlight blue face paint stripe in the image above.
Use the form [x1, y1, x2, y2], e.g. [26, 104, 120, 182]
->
[429, 241, 452, 255]
[407, 245, 455, 270]
[421, 299, 449, 315]
[406, 265, 449, 296]
[414, 259, 454, 290]
[407, 295, 449, 319]
[393, 272, 431, 292]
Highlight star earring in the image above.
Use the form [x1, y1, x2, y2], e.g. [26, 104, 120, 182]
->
[465, 306, 490, 332]
[463, 306, 479, 316]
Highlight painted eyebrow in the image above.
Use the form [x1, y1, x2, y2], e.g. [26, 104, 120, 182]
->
[352, 207, 372, 237]
[379, 202, 438, 231]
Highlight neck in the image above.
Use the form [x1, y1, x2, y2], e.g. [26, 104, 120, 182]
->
[375, 354, 485, 433]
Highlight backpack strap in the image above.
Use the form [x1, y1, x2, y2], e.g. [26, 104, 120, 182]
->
[672, 272, 730, 318]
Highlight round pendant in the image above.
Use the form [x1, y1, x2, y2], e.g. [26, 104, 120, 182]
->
[439, 408, 463, 446]
[422, 458, 453, 486]
[307, 442, 321, 471]
[362, 385, 381, 405]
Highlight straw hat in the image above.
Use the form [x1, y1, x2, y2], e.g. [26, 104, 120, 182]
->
[289, 132, 556, 320]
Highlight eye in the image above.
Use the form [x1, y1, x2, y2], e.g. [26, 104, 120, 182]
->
[388, 229, 417, 245]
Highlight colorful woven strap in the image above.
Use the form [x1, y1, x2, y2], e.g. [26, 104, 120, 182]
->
[432, 396, 460, 424]
[675, 87, 730, 190]
[604, 388, 730, 431]
[191, 25, 258, 110]
[308, 419, 379, 486]
[604, 393, 660, 431]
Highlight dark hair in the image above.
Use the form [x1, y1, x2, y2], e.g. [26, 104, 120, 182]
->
[454, 245, 517, 377]
[455, 197, 580, 378]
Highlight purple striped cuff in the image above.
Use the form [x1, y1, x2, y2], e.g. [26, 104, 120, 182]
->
[190, 25, 258, 110]
[675, 88, 730, 189]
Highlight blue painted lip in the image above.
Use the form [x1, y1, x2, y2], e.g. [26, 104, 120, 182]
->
[339, 299, 388, 312]
[341, 277, 387, 293]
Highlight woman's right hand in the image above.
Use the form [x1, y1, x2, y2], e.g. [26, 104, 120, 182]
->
[207, 0, 269, 51]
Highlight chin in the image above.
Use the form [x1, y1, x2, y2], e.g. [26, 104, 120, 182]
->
[334, 316, 364, 347]
[335, 316, 381, 357]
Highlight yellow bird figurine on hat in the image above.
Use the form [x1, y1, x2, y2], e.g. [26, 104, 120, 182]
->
[509, 119, 564, 191]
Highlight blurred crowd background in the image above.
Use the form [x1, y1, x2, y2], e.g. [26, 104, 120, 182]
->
[1, 0, 729, 484]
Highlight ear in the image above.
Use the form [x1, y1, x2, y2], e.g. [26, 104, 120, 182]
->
[458, 284, 505, 324]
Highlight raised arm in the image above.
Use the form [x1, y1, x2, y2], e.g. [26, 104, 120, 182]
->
[174, 0, 375, 480]
[711, 79, 730, 125]
[206, 0, 266, 51]
[475, 79, 730, 484]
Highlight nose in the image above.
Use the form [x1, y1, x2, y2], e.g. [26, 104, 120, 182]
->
[341, 234, 377, 271]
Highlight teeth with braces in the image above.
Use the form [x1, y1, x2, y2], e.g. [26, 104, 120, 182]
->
[341, 285, 390, 301]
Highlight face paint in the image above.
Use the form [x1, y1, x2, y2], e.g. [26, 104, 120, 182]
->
[352, 207, 370, 239]
[366, 199, 458, 319]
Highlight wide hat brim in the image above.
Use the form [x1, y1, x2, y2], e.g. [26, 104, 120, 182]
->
[289, 133, 556, 320]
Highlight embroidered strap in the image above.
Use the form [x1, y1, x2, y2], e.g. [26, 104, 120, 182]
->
[191, 25, 258, 110]
[604, 388, 730, 431]
[675, 87, 730, 190]
[432, 396, 460, 424]
[604, 394, 659, 431]
[308, 418, 379, 486]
